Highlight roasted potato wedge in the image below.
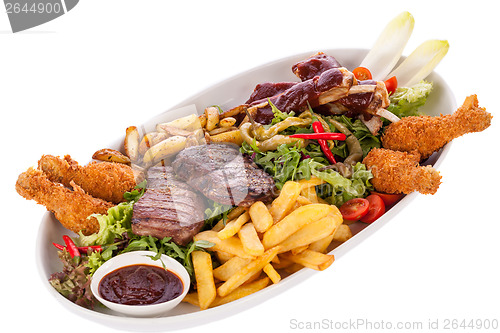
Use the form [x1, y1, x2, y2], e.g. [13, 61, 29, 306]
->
[92, 148, 131, 164]
[209, 129, 243, 146]
[142, 135, 187, 165]
[124, 126, 140, 162]
[205, 106, 220, 131]
[138, 132, 170, 155]
[158, 113, 201, 131]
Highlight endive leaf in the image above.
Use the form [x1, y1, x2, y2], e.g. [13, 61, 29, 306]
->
[387, 40, 449, 87]
[359, 11, 415, 80]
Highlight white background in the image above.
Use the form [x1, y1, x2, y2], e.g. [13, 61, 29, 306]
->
[1, 1, 499, 332]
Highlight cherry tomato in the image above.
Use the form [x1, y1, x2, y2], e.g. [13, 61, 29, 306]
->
[359, 194, 386, 223]
[339, 198, 370, 221]
[370, 192, 404, 208]
[384, 76, 398, 94]
[352, 67, 372, 81]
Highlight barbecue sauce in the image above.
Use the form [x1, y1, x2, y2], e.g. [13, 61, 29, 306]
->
[99, 264, 183, 305]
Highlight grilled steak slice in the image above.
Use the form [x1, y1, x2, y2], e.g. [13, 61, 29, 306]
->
[131, 166, 205, 246]
[172, 143, 275, 207]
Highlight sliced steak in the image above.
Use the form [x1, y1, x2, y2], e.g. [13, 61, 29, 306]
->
[131, 166, 205, 246]
[172, 143, 275, 207]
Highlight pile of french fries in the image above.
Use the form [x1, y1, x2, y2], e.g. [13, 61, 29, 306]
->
[184, 177, 353, 310]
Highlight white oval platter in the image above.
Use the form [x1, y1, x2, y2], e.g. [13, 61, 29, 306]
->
[36, 48, 456, 332]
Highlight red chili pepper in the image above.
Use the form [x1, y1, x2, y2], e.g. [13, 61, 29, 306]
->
[289, 132, 346, 140]
[52, 242, 66, 251]
[52, 242, 103, 254]
[312, 120, 337, 164]
[63, 235, 81, 265]
[78, 245, 103, 253]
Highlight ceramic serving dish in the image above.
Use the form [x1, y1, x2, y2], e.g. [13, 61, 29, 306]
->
[36, 48, 456, 331]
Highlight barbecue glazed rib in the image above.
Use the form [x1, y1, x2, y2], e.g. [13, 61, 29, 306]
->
[172, 143, 276, 207]
[16, 167, 113, 235]
[38, 155, 137, 204]
[131, 166, 206, 246]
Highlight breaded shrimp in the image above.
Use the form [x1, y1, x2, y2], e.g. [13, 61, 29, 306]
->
[363, 148, 442, 195]
[38, 155, 136, 204]
[15, 168, 113, 235]
[381, 95, 492, 160]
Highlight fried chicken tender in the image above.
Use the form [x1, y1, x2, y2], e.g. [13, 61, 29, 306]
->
[15, 168, 113, 235]
[381, 95, 492, 160]
[38, 155, 136, 204]
[363, 148, 442, 195]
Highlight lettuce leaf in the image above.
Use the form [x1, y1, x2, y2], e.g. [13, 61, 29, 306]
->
[76, 201, 133, 247]
[387, 80, 433, 117]
[312, 161, 374, 206]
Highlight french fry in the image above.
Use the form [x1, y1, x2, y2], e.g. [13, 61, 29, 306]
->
[209, 129, 243, 146]
[217, 212, 250, 240]
[308, 234, 335, 253]
[213, 256, 252, 281]
[238, 223, 265, 256]
[183, 277, 270, 309]
[300, 186, 319, 203]
[211, 219, 226, 232]
[248, 201, 273, 233]
[205, 106, 220, 131]
[194, 230, 254, 259]
[227, 206, 247, 220]
[298, 176, 325, 190]
[276, 214, 342, 254]
[296, 195, 313, 206]
[281, 249, 335, 271]
[215, 251, 234, 264]
[217, 246, 280, 297]
[332, 224, 353, 242]
[291, 245, 309, 255]
[212, 277, 269, 307]
[192, 251, 216, 310]
[124, 126, 140, 162]
[263, 263, 281, 284]
[262, 204, 338, 249]
[269, 181, 302, 223]
[271, 256, 294, 270]
[142, 135, 187, 165]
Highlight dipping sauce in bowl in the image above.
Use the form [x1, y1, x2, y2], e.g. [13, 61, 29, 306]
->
[90, 251, 190, 317]
[99, 264, 183, 306]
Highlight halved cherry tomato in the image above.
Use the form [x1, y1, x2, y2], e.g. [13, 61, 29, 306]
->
[359, 194, 386, 224]
[352, 67, 372, 81]
[339, 198, 370, 221]
[384, 76, 398, 94]
[371, 192, 404, 208]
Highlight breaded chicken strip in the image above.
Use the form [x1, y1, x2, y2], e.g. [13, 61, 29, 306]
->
[38, 155, 136, 204]
[16, 168, 113, 235]
[381, 95, 492, 160]
[363, 148, 442, 195]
